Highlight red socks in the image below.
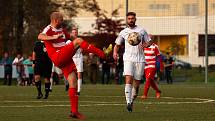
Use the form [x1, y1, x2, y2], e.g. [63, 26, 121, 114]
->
[150, 80, 160, 92]
[68, 88, 78, 113]
[80, 41, 105, 59]
[144, 78, 160, 96]
[144, 79, 150, 96]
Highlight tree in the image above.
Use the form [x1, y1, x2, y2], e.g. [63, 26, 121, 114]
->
[94, 9, 125, 35]
[0, 0, 15, 54]
[0, 0, 55, 55]
[22, 0, 57, 54]
[0, 0, 108, 55]
[91, 5, 126, 48]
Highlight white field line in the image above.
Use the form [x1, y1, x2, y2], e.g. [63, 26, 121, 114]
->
[0, 96, 214, 108]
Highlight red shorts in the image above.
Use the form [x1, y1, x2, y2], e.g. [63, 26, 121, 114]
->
[144, 68, 156, 80]
[49, 43, 77, 79]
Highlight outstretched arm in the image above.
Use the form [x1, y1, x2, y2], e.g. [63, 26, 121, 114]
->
[38, 33, 63, 41]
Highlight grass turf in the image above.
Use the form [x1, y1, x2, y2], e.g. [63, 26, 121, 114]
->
[0, 84, 214, 121]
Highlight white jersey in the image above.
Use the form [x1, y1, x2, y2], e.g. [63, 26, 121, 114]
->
[65, 40, 83, 72]
[73, 48, 84, 73]
[66, 40, 83, 59]
[115, 26, 151, 62]
[13, 57, 24, 64]
[52, 63, 62, 75]
[72, 48, 83, 58]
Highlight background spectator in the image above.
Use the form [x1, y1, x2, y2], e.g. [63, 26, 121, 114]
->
[0, 52, 13, 86]
[155, 53, 165, 83]
[87, 53, 99, 84]
[100, 56, 112, 84]
[13, 53, 25, 86]
[114, 45, 124, 85]
[23, 55, 34, 86]
[164, 52, 174, 84]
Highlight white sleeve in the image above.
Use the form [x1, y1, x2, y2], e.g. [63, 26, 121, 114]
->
[13, 58, 18, 64]
[41, 25, 50, 35]
[115, 32, 124, 45]
[51, 63, 55, 72]
[66, 40, 72, 44]
[19, 57, 24, 62]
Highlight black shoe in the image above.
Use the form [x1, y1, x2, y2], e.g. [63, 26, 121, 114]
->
[36, 93, 43, 99]
[43, 94, 49, 99]
[126, 103, 133, 112]
[77, 92, 80, 96]
[65, 84, 69, 91]
[49, 89, 52, 92]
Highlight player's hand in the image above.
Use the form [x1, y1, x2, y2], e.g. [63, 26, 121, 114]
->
[113, 52, 119, 60]
[141, 41, 150, 48]
[53, 33, 63, 39]
[32, 64, 35, 68]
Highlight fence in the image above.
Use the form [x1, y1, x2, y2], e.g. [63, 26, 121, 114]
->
[0, 65, 29, 78]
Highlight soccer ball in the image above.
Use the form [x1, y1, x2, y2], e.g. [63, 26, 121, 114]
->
[127, 32, 141, 46]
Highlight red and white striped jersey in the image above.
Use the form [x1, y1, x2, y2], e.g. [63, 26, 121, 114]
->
[41, 25, 70, 56]
[144, 43, 160, 69]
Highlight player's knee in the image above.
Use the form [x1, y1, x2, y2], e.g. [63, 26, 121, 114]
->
[125, 76, 133, 84]
[147, 74, 154, 81]
[67, 72, 77, 88]
[68, 80, 77, 88]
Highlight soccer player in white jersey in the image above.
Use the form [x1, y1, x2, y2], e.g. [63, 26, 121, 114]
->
[113, 12, 152, 112]
[66, 27, 83, 95]
[71, 27, 83, 95]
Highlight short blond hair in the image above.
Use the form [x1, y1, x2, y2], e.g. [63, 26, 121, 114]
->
[50, 11, 63, 21]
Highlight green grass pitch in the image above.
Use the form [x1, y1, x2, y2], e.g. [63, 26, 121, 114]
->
[0, 84, 214, 121]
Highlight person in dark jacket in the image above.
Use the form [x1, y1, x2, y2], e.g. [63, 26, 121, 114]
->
[1, 52, 13, 85]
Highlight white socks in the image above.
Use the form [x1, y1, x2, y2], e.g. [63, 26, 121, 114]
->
[50, 78, 53, 90]
[131, 87, 136, 102]
[77, 79, 82, 93]
[125, 84, 132, 104]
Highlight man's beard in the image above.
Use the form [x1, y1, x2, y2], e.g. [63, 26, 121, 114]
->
[128, 22, 135, 27]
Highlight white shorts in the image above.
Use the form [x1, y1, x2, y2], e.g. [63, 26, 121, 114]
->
[123, 61, 145, 80]
[73, 57, 83, 72]
[52, 65, 63, 75]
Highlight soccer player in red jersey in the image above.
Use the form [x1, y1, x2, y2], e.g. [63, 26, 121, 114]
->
[141, 42, 164, 99]
[38, 11, 105, 120]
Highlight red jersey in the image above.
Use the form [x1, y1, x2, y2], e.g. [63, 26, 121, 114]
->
[144, 43, 160, 69]
[41, 25, 70, 56]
